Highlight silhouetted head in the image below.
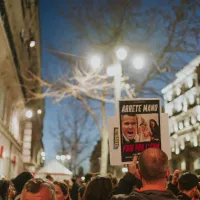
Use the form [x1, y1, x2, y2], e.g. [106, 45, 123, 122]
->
[83, 176, 112, 200]
[12, 172, 33, 195]
[0, 179, 11, 200]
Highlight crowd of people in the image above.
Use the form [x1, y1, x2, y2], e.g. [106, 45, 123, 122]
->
[0, 148, 200, 200]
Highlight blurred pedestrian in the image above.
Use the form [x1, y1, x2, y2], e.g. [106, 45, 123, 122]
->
[71, 178, 80, 200]
[21, 178, 55, 200]
[11, 172, 33, 200]
[78, 173, 94, 200]
[83, 176, 112, 200]
[54, 181, 71, 200]
[177, 172, 199, 200]
[46, 175, 54, 182]
[0, 179, 13, 200]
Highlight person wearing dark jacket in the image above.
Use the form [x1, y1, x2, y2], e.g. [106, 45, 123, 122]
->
[177, 172, 199, 200]
[70, 178, 80, 200]
[168, 170, 199, 200]
[110, 148, 177, 200]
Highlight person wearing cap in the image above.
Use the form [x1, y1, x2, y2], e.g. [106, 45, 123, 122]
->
[177, 172, 199, 200]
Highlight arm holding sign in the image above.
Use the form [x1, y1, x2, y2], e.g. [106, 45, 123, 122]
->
[108, 156, 142, 198]
[168, 169, 182, 196]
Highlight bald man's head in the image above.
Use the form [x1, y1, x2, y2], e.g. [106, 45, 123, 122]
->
[139, 148, 168, 182]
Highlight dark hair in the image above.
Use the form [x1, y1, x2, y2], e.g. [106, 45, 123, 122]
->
[71, 178, 76, 183]
[139, 148, 168, 182]
[111, 177, 118, 187]
[46, 175, 53, 180]
[178, 172, 199, 191]
[0, 179, 11, 200]
[11, 172, 33, 194]
[149, 119, 158, 129]
[83, 176, 112, 200]
[84, 173, 94, 183]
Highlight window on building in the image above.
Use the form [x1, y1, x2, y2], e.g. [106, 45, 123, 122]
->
[11, 109, 20, 141]
[181, 160, 186, 171]
[194, 158, 200, 170]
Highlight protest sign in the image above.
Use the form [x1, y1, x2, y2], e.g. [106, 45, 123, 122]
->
[108, 113, 171, 165]
[119, 99, 161, 162]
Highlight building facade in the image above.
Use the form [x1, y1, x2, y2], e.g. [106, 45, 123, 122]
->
[0, 0, 44, 178]
[162, 55, 200, 173]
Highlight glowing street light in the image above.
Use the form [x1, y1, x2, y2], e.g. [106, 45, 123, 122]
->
[116, 47, 127, 61]
[60, 155, 66, 161]
[66, 155, 71, 160]
[122, 167, 128, 173]
[37, 109, 42, 115]
[30, 40, 36, 48]
[25, 110, 33, 119]
[132, 55, 145, 70]
[41, 152, 45, 157]
[90, 55, 101, 70]
[56, 155, 61, 160]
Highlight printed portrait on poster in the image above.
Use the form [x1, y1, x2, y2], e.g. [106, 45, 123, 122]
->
[119, 99, 161, 162]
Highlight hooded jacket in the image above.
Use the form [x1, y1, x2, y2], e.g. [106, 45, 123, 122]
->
[110, 190, 177, 200]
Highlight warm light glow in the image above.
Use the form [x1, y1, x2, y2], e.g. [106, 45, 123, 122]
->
[194, 141, 198, 147]
[122, 167, 128, 173]
[116, 47, 127, 61]
[189, 95, 194, 105]
[173, 134, 178, 139]
[186, 135, 190, 141]
[37, 109, 42, 114]
[30, 40, 36, 48]
[181, 160, 186, 171]
[41, 152, 45, 157]
[66, 155, 71, 160]
[61, 155, 66, 161]
[179, 122, 183, 130]
[193, 135, 198, 147]
[42, 157, 45, 161]
[175, 148, 180, 155]
[180, 144, 185, 150]
[90, 55, 101, 69]
[132, 56, 145, 70]
[191, 117, 196, 125]
[81, 176, 85, 181]
[56, 155, 61, 160]
[184, 120, 189, 127]
[171, 148, 175, 152]
[106, 64, 121, 76]
[25, 110, 33, 119]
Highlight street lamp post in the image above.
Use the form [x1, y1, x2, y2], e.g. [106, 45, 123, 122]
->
[89, 48, 145, 174]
